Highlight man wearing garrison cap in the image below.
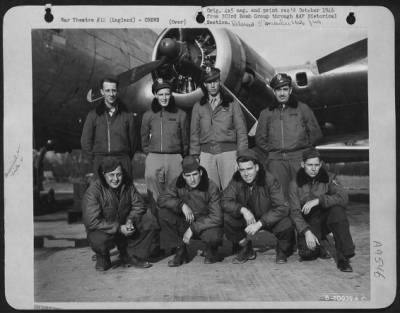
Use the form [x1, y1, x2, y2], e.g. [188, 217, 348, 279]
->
[82, 156, 156, 271]
[221, 149, 295, 264]
[255, 73, 323, 199]
[190, 66, 248, 190]
[157, 155, 223, 266]
[289, 148, 355, 272]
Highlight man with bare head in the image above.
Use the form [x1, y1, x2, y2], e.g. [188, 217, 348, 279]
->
[289, 148, 355, 272]
[221, 149, 295, 264]
[82, 157, 155, 271]
[81, 77, 137, 180]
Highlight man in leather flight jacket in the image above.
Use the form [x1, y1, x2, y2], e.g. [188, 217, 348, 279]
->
[82, 157, 155, 271]
[289, 148, 355, 272]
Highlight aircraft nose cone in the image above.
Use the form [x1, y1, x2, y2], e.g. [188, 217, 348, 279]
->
[159, 38, 180, 60]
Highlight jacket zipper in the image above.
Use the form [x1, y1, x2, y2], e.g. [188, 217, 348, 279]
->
[105, 188, 119, 222]
[210, 101, 215, 126]
[160, 110, 163, 152]
[280, 108, 284, 150]
[116, 185, 125, 222]
[106, 114, 111, 152]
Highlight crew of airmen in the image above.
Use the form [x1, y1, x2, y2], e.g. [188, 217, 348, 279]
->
[81, 69, 355, 273]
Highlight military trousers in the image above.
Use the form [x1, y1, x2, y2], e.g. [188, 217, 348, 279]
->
[267, 158, 302, 199]
[297, 205, 355, 261]
[87, 215, 156, 260]
[145, 153, 183, 203]
[224, 213, 295, 255]
[200, 150, 237, 190]
[158, 208, 223, 250]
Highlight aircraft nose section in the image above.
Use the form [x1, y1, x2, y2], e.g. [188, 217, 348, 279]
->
[158, 38, 180, 60]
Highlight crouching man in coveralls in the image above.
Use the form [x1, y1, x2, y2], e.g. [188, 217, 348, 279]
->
[221, 149, 295, 264]
[157, 155, 224, 266]
[289, 148, 355, 272]
[82, 157, 156, 271]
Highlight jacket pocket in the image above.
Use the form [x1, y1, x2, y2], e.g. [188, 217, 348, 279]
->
[165, 120, 180, 139]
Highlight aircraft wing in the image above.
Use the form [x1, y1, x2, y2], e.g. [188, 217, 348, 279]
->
[248, 121, 368, 163]
[316, 131, 369, 163]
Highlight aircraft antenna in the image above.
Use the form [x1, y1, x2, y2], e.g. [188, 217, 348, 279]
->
[221, 83, 257, 136]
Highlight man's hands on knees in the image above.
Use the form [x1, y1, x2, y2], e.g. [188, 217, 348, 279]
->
[182, 203, 195, 224]
[240, 207, 256, 225]
[183, 227, 193, 244]
[181, 203, 195, 243]
[240, 207, 262, 235]
[305, 229, 320, 250]
[120, 220, 135, 236]
[245, 221, 263, 235]
[302, 199, 319, 215]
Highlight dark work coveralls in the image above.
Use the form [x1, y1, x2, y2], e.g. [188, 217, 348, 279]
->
[221, 168, 295, 256]
[157, 168, 223, 251]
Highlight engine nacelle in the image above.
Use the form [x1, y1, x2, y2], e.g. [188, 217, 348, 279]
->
[151, 28, 276, 122]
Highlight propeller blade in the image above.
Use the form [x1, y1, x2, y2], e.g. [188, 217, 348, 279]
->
[86, 89, 103, 103]
[208, 49, 217, 57]
[87, 56, 167, 102]
[178, 28, 193, 43]
[117, 57, 167, 88]
[221, 83, 257, 128]
[316, 38, 367, 73]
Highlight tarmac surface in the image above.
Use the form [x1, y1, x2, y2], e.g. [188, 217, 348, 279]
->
[33, 179, 370, 308]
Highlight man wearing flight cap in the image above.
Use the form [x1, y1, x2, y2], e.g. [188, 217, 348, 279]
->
[221, 148, 295, 264]
[82, 156, 156, 271]
[141, 78, 189, 202]
[190, 66, 248, 190]
[157, 155, 223, 266]
[141, 77, 189, 258]
[255, 73, 323, 198]
[289, 148, 355, 272]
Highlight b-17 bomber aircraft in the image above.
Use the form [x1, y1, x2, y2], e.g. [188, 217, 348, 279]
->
[32, 27, 371, 304]
[33, 27, 368, 164]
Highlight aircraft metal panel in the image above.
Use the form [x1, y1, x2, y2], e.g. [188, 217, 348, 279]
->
[94, 40, 127, 64]
[129, 56, 147, 69]
[66, 30, 97, 53]
[88, 29, 151, 64]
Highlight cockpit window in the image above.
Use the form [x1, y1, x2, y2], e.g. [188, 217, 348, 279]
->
[296, 72, 308, 87]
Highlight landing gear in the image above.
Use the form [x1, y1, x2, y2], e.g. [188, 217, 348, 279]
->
[33, 142, 57, 215]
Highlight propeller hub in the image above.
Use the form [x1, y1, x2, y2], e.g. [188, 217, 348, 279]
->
[158, 38, 180, 60]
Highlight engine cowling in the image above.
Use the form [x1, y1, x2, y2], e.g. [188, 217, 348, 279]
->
[150, 28, 276, 122]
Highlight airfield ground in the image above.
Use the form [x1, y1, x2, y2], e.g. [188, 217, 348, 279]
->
[31, 178, 370, 308]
